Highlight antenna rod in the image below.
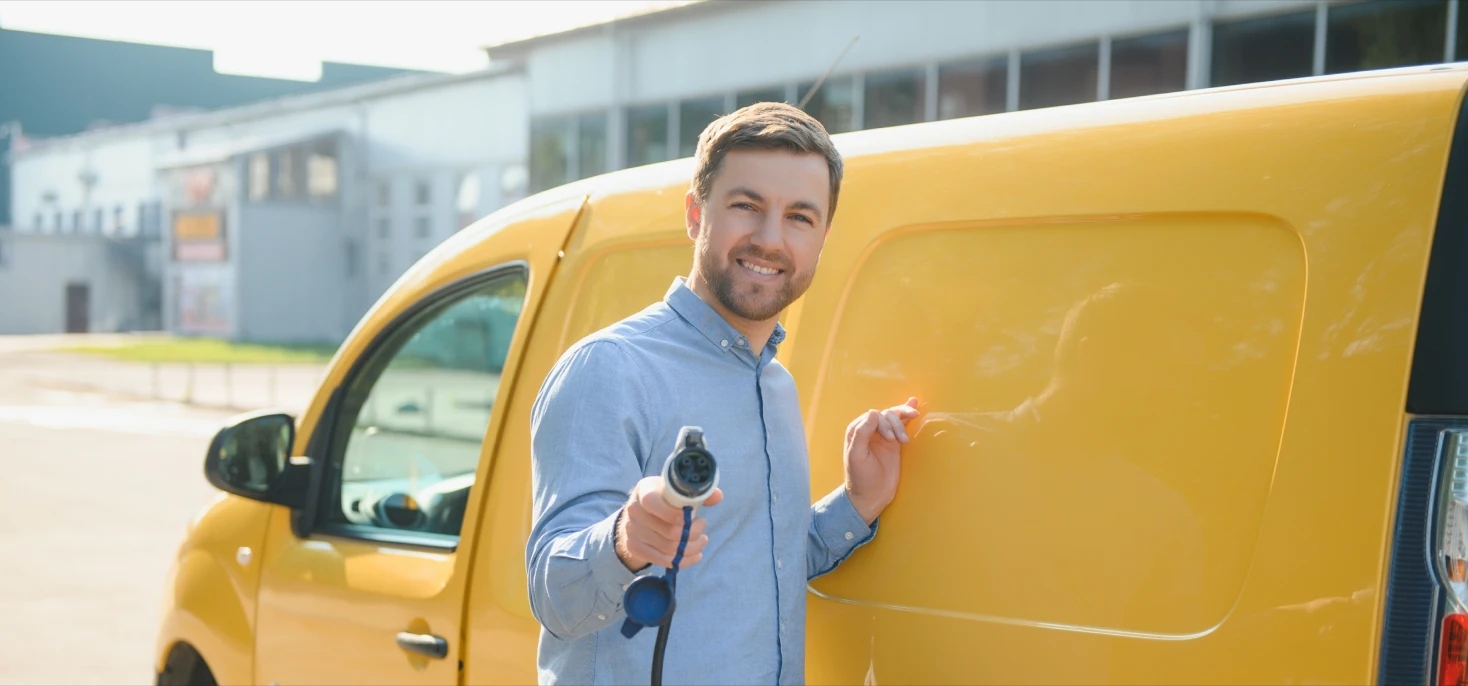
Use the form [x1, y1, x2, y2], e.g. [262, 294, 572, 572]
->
[797, 35, 860, 110]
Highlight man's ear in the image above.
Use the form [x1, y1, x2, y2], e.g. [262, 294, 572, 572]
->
[685, 190, 702, 241]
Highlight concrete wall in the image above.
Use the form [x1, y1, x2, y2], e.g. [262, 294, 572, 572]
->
[0, 232, 146, 334]
[235, 202, 348, 343]
[10, 134, 159, 237]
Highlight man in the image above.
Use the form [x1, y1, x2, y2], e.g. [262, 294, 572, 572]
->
[526, 102, 922, 685]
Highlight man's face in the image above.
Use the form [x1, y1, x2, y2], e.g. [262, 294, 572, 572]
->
[687, 149, 831, 323]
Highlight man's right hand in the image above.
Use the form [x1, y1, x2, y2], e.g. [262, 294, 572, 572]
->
[615, 476, 723, 571]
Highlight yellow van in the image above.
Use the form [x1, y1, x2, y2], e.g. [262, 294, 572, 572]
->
[155, 63, 1468, 685]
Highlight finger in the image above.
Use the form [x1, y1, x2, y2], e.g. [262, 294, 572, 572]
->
[680, 534, 710, 562]
[882, 409, 909, 443]
[875, 412, 897, 441]
[851, 410, 881, 444]
[679, 543, 707, 567]
[702, 487, 724, 507]
[627, 501, 685, 541]
[906, 396, 921, 410]
[628, 522, 680, 558]
[892, 403, 921, 421]
[635, 480, 683, 524]
[626, 538, 674, 568]
[688, 517, 707, 540]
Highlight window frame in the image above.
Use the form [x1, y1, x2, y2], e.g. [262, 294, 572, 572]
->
[300, 261, 531, 550]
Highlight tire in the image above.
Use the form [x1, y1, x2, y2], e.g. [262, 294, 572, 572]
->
[157, 643, 217, 686]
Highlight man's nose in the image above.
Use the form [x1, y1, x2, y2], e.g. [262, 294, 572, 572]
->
[750, 211, 782, 251]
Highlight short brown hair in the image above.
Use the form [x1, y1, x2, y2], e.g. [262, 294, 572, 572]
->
[691, 102, 844, 223]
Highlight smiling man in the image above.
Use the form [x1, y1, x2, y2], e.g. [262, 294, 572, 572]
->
[526, 102, 921, 685]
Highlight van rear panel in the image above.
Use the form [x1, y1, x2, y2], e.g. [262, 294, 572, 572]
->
[1380, 78, 1468, 685]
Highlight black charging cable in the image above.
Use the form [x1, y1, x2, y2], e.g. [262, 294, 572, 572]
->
[646, 505, 693, 685]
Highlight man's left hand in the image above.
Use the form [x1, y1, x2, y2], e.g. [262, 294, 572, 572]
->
[843, 396, 922, 525]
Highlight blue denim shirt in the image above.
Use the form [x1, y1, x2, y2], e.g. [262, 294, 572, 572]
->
[526, 277, 876, 685]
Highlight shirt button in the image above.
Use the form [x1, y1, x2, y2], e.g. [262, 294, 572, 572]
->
[776, 559, 783, 569]
[844, 531, 854, 541]
[771, 492, 778, 503]
[597, 614, 606, 621]
[720, 339, 729, 347]
[737, 337, 746, 346]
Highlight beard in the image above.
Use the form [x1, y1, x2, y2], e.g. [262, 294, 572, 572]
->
[697, 239, 813, 322]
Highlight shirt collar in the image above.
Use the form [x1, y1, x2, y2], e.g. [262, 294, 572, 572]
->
[664, 276, 787, 357]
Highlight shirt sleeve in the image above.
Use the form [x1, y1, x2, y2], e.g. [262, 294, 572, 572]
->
[806, 484, 878, 580]
[525, 339, 656, 641]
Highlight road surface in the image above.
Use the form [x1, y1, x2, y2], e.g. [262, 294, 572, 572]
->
[0, 349, 238, 685]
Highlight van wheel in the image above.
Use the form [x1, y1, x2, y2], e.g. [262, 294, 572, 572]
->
[157, 643, 217, 686]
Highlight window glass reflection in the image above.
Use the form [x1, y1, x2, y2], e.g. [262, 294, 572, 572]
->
[1110, 30, 1189, 99]
[1211, 10, 1315, 86]
[1020, 42, 1099, 110]
[1325, 0, 1447, 75]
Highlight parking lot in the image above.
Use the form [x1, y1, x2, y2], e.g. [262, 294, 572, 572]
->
[0, 342, 318, 685]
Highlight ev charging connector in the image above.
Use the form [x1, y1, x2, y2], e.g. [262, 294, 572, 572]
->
[620, 426, 718, 686]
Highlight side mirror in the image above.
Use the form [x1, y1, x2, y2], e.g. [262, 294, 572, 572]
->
[203, 410, 311, 509]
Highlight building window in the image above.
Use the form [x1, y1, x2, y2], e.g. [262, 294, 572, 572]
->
[456, 172, 481, 229]
[1110, 29, 1189, 99]
[276, 147, 301, 198]
[1326, 0, 1447, 75]
[530, 116, 574, 193]
[938, 57, 1008, 119]
[378, 252, 390, 276]
[530, 111, 612, 192]
[0, 239, 8, 268]
[54, 212, 63, 233]
[1020, 42, 1099, 110]
[797, 76, 856, 134]
[93, 208, 103, 234]
[864, 67, 927, 130]
[376, 179, 391, 207]
[415, 179, 432, 206]
[113, 204, 125, 234]
[72, 210, 83, 234]
[1460, 0, 1467, 61]
[627, 103, 671, 168]
[578, 112, 608, 180]
[345, 238, 359, 278]
[248, 153, 270, 201]
[415, 215, 431, 239]
[377, 216, 390, 240]
[736, 87, 786, 109]
[33, 213, 42, 231]
[307, 140, 339, 199]
[1212, 10, 1316, 87]
[679, 97, 725, 158]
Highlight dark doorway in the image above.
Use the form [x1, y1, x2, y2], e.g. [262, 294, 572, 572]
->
[65, 283, 89, 333]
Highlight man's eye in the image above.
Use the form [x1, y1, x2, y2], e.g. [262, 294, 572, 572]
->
[790, 214, 814, 225]
[730, 202, 757, 211]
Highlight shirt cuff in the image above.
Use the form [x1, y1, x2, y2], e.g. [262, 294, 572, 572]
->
[813, 485, 878, 556]
[587, 506, 641, 612]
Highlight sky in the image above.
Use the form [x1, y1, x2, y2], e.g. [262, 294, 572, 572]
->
[0, 0, 694, 80]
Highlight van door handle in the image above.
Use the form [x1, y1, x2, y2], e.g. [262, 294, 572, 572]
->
[395, 631, 448, 659]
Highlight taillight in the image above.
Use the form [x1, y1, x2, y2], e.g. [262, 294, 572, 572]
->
[1441, 613, 1468, 686]
[1436, 432, 1468, 684]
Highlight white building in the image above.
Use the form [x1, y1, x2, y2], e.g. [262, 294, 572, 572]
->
[494, 0, 1460, 192]
[7, 65, 528, 341]
[6, 0, 1459, 340]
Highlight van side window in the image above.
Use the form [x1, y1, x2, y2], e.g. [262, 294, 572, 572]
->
[320, 268, 527, 544]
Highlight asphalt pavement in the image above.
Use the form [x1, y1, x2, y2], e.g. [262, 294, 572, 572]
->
[0, 346, 251, 685]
